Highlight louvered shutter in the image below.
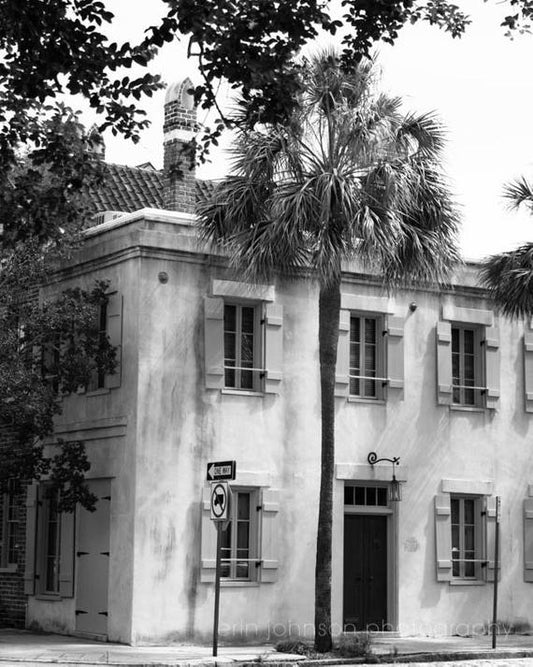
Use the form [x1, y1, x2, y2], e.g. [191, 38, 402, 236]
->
[335, 310, 350, 398]
[524, 498, 533, 582]
[106, 293, 123, 389]
[259, 488, 279, 583]
[434, 494, 452, 581]
[200, 486, 217, 582]
[484, 326, 500, 410]
[264, 303, 283, 393]
[204, 297, 224, 389]
[436, 321, 452, 405]
[58, 510, 75, 597]
[523, 334, 533, 412]
[387, 316, 404, 392]
[24, 484, 39, 595]
[484, 496, 500, 582]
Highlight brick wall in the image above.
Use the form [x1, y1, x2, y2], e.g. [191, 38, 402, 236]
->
[0, 428, 27, 628]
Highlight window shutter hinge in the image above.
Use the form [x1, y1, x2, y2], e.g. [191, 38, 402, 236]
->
[102, 496, 111, 501]
[255, 560, 262, 568]
[256, 505, 263, 512]
[75, 609, 88, 616]
[481, 511, 487, 516]
[260, 318, 266, 325]
[481, 561, 488, 568]
[382, 330, 388, 337]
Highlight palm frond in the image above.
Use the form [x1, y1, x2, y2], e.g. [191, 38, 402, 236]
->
[480, 244, 533, 319]
[503, 177, 533, 211]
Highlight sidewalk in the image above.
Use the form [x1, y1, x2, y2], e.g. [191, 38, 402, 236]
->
[1, 629, 533, 666]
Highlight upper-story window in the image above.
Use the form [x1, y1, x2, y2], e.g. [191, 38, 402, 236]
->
[88, 300, 108, 391]
[349, 315, 384, 400]
[451, 325, 483, 407]
[224, 304, 261, 391]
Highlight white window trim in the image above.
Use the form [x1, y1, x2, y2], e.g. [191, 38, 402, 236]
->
[220, 487, 259, 582]
[451, 494, 483, 581]
[223, 302, 263, 392]
[451, 324, 485, 408]
[349, 313, 386, 401]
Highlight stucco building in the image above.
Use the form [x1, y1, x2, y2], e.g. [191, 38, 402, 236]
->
[2, 80, 533, 644]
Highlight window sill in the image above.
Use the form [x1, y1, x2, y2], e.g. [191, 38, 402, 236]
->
[221, 580, 260, 588]
[35, 593, 62, 601]
[0, 565, 17, 573]
[347, 397, 386, 405]
[449, 579, 485, 586]
[86, 387, 111, 397]
[449, 405, 486, 413]
[221, 389, 264, 398]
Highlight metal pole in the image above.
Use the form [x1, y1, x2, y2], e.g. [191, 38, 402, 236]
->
[492, 496, 501, 650]
[213, 521, 222, 657]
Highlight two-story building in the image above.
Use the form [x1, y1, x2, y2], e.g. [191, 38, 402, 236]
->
[2, 79, 533, 645]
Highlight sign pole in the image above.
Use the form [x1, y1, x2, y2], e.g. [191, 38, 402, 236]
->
[212, 518, 222, 656]
[492, 496, 501, 650]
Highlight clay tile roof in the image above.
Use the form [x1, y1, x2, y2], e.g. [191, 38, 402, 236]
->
[88, 163, 216, 214]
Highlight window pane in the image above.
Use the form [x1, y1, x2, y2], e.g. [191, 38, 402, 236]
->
[241, 307, 255, 334]
[464, 499, 475, 523]
[463, 329, 474, 354]
[355, 487, 365, 505]
[366, 487, 376, 505]
[451, 498, 459, 524]
[344, 486, 354, 505]
[452, 327, 460, 353]
[364, 318, 376, 344]
[350, 317, 361, 344]
[464, 526, 475, 551]
[451, 525, 460, 551]
[224, 305, 236, 331]
[238, 493, 250, 520]
[237, 523, 249, 550]
[377, 487, 388, 506]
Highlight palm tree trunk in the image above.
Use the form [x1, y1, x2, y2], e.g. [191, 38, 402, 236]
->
[314, 277, 341, 652]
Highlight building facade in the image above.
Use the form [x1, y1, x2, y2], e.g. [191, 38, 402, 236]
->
[2, 79, 533, 644]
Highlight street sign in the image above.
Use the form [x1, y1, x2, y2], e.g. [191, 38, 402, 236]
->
[210, 482, 230, 521]
[206, 460, 236, 481]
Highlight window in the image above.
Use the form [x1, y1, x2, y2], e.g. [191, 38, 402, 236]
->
[451, 326, 483, 407]
[451, 495, 480, 579]
[0, 482, 19, 569]
[349, 315, 384, 399]
[88, 300, 108, 391]
[41, 336, 60, 393]
[224, 304, 261, 391]
[200, 484, 279, 584]
[220, 489, 258, 580]
[344, 485, 388, 507]
[42, 488, 61, 594]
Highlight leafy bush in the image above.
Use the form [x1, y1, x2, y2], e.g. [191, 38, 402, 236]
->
[337, 633, 373, 657]
[275, 639, 311, 655]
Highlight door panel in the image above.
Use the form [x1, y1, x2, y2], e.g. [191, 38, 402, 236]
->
[343, 514, 387, 630]
[75, 479, 111, 637]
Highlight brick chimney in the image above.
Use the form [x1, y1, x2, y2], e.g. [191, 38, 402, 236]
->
[163, 78, 197, 213]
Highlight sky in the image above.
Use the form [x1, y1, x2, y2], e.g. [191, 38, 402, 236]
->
[98, 1, 533, 261]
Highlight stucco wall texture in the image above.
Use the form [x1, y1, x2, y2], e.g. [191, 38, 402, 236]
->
[25, 211, 533, 644]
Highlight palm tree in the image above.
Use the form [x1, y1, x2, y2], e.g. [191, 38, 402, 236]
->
[480, 178, 533, 318]
[198, 51, 460, 652]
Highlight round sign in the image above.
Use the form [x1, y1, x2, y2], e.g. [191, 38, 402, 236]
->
[211, 483, 228, 520]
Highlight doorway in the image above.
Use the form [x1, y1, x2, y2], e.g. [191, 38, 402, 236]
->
[75, 479, 111, 638]
[342, 483, 396, 631]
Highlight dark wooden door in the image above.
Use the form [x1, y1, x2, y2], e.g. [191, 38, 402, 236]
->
[343, 514, 388, 630]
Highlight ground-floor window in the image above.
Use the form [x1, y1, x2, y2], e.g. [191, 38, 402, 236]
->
[0, 482, 19, 568]
[220, 489, 258, 580]
[451, 495, 481, 579]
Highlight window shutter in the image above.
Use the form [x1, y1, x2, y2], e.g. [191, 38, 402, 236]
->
[523, 334, 533, 413]
[436, 321, 452, 405]
[24, 484, 39, 594]
[106, 293, 123, 389]
[204, 297, 225, 390]
[335, 310, 350, 398]
[523, 498, 533, 582]
[484, 496, 500, 582]
[58, 510, 75, 597]
[434, 494, 452, 581]
[200, 486, 217, 582]
[264, 303, 283, 394]
[387, 316, 404, 392]
[484, 326, 500, 410]
[259, 488, 279, 583]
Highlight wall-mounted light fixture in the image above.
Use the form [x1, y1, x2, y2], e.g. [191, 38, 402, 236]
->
[367, 451, 402, 502]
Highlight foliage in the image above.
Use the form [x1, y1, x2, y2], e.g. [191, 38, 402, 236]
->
[198, 51, 459, 651]
[336, 632, 373, 657]
[1, 0, 532, 167]
[274, 639, 312, 655]
[0, 113, 116, 511]
[480, 177, 533, 319]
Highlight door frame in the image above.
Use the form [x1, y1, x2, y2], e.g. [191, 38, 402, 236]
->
[342, 483, 398, 631]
